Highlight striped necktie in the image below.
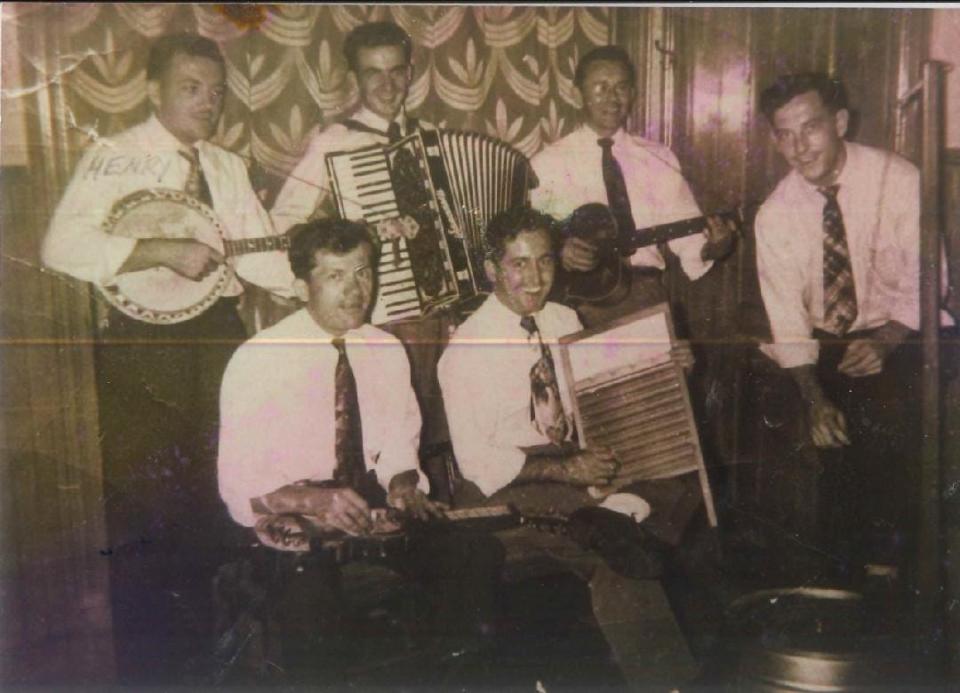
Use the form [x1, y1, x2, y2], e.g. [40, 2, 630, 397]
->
[521, 315, 569, 446]
[818, 184, 858, 335]
[180, 145, 213, 207]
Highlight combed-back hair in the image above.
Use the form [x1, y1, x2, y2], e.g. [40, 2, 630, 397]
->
[574, 45, 636, 89]
[759, 72, 848, 123]
[484, 206, 560, 264]
[288, 218, 377, 280]
[146, 33, 225, 82]
[343, 21, 413, 73]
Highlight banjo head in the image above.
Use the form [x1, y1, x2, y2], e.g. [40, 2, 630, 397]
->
[100, 188, 230, 324]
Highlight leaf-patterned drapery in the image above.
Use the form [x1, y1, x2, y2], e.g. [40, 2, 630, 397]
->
[21, 4, 613, 204]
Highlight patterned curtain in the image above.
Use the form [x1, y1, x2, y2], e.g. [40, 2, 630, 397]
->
[22, 3, 613, 204]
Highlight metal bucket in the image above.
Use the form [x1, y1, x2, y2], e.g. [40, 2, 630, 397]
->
[729, 587, 902, 691]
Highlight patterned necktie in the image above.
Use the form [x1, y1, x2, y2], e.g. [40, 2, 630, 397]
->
[521, 315, 569, 446]
[598, 137, 634, 251]
[332, 337, 366, 490]
[180, 145, 213, 207]
[818, 185, 858, 335]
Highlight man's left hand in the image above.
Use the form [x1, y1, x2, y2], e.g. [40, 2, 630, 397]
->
[387, 482, 447, 522]
[700, 214, 738, 262]
[837, 321, 910, 377]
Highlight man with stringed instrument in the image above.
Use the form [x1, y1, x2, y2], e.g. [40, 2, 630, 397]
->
[217, 218, 503, 684]
[438, 206, 700, 688]
[530, 45, 737, 328]
[41, 33, 295, 684]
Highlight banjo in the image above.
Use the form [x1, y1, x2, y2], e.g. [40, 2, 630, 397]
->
[98, 188, 289, 324]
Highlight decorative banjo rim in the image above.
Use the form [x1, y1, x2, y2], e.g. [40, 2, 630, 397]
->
[99, 188, 230, 325]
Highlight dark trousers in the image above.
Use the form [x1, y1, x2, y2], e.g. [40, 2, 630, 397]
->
[813, 329, 922, 569]
[95, 299, 248, 684]
[231, 525, 504, 684]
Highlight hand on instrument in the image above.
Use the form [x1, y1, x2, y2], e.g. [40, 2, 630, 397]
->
[562, 236, 601, 272]
[159, 238, 225, 280]
[670, 340, 696, 373]
[807, 399, 851, 448]
[302, 487, 372, 536]
[700, 214, 738, 262]
[388, 486, 447, 522]
[564, 448, 619, 486]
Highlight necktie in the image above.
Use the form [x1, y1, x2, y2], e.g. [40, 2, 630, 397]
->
[180, 145, 213, 207]
[332, 337, 366, 490]
[598, 137, 634, 251]
[818, 185, 858, 335]
[386, 120, 403, 143]
[521, 315, 569, 446]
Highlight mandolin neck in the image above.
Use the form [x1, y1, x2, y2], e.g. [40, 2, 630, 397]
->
[223, 235, 291, 257]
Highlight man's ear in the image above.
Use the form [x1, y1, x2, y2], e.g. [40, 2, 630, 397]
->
[293, 278, 309, 304]
[146, 79, 162, 111]
[834, 108, 850, 140]
[484, 258, 499, 286]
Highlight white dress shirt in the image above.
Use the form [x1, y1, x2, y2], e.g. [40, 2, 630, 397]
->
[530, 125, 711, 281]
[217, 309, 426, 526]
[270, 108, 429, 234]
[42, 114, 294, 297]
[438, 294, 583, 497]
[755, 142, 924, 369]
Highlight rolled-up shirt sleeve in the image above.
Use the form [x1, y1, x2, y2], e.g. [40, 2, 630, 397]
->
[755, 204, 820, 368]
[270, 129, 331, 234]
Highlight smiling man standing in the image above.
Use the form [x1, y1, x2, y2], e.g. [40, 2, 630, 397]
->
[271, 21, 430, 232]
[41, 33, 293, 684]
[754, 73, 924, 578]
[530, 46, 734, 327]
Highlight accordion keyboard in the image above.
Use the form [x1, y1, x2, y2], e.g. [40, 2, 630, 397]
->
[327, 147, 422, 323]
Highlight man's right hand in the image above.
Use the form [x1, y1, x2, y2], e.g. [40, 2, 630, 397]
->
[257, 485, 372, 536]
[562, 237, 601, 272]
[563, 448, 619, 486]
[807, 398, 851, 448]
[120, 238, 224, 280]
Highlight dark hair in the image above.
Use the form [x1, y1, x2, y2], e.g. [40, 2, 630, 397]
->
[759, 72, 848, 123]
[484, 206, 560, 264]
[146, 33, 225, 82]
[288, 218, 377, 280]
[574, 45, 636, 89]
[343, 21, 413, 73]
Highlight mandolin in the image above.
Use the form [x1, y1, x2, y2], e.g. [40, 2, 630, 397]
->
[553, 202, 755, 307]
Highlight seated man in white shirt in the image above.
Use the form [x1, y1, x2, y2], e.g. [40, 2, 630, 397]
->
[754, 73, 925, 575]
[217, 218, 503, 684]
[530, 45, 736, 328]
[41, 33, 294, 685]
[438, 206, 700, 688]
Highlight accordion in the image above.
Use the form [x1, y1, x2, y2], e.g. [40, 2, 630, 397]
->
[557, 304, 717, 527]
[326, 129, 533, 325]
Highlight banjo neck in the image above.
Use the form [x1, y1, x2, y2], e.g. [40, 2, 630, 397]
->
[222, 235, 291, 257]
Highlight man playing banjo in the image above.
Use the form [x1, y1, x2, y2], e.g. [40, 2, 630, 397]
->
[41, 33, 294, 684]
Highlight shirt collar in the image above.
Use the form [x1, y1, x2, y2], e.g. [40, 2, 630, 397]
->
[353, 107, 406, 136]
[296, 308, 368, 343]
[486, 293, 549, 334]
[144, 113, 207, 154]
[577, 122, 626, 145]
